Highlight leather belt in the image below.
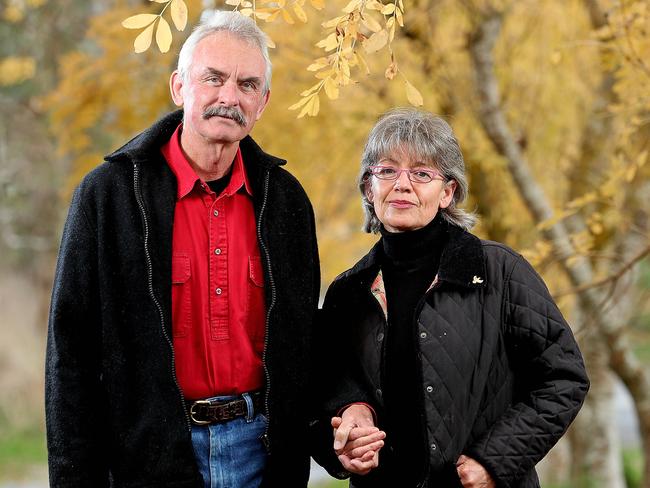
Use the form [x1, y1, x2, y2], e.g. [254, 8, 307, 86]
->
[186, 392, 264, 426]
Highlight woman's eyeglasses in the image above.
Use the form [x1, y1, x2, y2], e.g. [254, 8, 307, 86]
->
[367, 165, 446, 184]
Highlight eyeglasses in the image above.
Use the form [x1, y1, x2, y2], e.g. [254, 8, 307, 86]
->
[367, 165, 446, 184]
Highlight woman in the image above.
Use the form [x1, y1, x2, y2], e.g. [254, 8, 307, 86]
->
[314, 108, 589, 488]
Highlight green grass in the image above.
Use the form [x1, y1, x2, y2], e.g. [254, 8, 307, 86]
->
[0, 425, 47, 480]
[309, 479, 348, 488]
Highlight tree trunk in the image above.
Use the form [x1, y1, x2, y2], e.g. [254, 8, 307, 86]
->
[466, 7, 650, 487]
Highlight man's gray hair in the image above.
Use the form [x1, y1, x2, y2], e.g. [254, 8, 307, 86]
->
[177, 11, 272, 94]
[359, 108, 477, 233]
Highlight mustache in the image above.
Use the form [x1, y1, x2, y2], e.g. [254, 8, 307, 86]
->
[202, 106, 247, 127]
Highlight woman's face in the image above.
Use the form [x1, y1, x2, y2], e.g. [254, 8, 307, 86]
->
[366, 149, 456, 233]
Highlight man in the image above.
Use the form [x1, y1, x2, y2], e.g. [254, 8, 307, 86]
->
[46, 11, 320, 488]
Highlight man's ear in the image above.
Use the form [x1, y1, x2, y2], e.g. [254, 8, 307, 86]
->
[170, 70, 184, 107]
[254, 89, 271, 121]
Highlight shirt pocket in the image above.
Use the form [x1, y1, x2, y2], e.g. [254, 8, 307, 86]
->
[246, 256, 266, 347]
[171, 252, 192, 338]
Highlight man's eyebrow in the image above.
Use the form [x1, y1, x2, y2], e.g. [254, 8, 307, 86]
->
[202, 67, 226, 77]
[201, 67, 262, 85]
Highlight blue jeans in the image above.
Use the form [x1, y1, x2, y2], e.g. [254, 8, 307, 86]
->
[190, 393, 268, 488]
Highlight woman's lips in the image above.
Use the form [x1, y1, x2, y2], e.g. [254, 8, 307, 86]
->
[389, 200, 415, 209]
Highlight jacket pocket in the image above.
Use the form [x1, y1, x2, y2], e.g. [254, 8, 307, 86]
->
[171, 253, 191, 338]
[247, 256, 266, 348]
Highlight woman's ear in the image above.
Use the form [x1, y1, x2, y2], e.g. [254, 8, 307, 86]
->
[365, 185, 374, 203]
[439, 180, 457, 209]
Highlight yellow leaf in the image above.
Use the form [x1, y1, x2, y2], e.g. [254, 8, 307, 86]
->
[171, 0, 188, 31]
[395, 7, 403, 26]
[122, 13, 158, 29]
[388, 20, 396, 42]
[307, 58, 329, 71]
[156, 17, 172, 53]
[293, 3, 308, 22]
[316, 32, 338, 51]
[363, 29, 388, 53]
[266, 36, 276, 48]
[241, 0, 253, 6]
[381, 3, 396, 15]
[288, 96, 312, 111]
[297, 95, 317, 118]
[324, 76, 339, 100]
[149, 0, 169, 3]
[637, 150, 648, 167]
[366, 0, 383, 11]
[134, 22, 156, 53]
[225, 0, 241, 5]
[405, 80, 423, 106]
[240, 8, 253, 16]
[362, 14, 382, 33]
[310, 0, 325, 9]
[343, 0, 362, 13]
[300, 81, 323, 96]
[254, 11, 272, 20]
[281, 8, 295, 24]
[309, 93, 320, 116]
[356, 51, 370, 74]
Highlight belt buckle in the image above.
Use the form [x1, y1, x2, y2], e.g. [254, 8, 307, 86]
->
[189, 400, 212, 425]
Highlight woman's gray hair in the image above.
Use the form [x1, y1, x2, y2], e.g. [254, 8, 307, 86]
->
[177, 11, 272, 94]
[359, 108, 477, 233]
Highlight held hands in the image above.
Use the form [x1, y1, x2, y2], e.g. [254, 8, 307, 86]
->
[331, 404, 386, 475]
[456, 454, 495, 488]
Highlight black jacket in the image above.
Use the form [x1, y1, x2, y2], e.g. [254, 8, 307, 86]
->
[45, 110, 320, 488]
[315, 225, 588, 488]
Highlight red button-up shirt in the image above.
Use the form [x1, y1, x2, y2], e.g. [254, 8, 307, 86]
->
[162, 124, 266, 400]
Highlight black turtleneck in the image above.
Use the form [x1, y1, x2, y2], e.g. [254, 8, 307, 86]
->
[380, 213, 448, 485]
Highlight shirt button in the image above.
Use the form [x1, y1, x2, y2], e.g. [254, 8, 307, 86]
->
[377, 332, 384, 342]
[376, 388, 383, 398]
[213, 210, 219, 217]
[215, 288, 222, 295]
[214, 248, 222, 255]
[430, 443, 437, 451]
[426, 385, 434, 393]
[420, 332, 427, 339]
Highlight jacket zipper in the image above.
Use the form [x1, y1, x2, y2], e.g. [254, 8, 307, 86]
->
[257, 170, 275, 453]
[133, 162, 191, 433]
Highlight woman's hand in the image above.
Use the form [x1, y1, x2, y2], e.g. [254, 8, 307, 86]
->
[456, 455, 495, 488]
[331, 404, 386, 475]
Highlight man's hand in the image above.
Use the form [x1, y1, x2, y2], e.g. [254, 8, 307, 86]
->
[331, 404, 385, 475]
[456, 454, 495, 488]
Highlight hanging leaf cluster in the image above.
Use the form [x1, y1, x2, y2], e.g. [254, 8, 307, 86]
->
[121, 0, 421, 115]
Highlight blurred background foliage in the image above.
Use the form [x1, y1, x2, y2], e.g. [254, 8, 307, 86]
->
[1, 0, 649, 486]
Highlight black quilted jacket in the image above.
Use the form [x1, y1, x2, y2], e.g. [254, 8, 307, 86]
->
[314, 224, 588, 488]
[46, 110, 320, 487]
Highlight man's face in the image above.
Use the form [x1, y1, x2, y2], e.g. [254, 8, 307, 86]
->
[170, 31, 270, 145]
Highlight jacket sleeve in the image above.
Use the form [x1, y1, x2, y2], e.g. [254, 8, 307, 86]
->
[45, 183, 109, 487]
[465, 255, 589, 488]
[310, 278, 374, 479]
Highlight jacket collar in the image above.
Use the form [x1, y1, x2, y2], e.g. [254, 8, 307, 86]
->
[104, 109, 286, 172]
[348, 223, 487, 291]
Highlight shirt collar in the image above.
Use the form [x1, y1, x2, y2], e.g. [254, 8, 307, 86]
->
[161, 123, 253, 200]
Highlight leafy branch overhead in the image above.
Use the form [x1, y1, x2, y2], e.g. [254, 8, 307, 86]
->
[122, 0, 188, 53]
[121, 0, 422, 116]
